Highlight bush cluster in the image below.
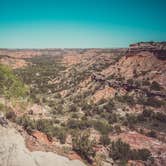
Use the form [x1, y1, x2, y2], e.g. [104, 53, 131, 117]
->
[150, 81, 162, 91]
[140, 109, 166, 123]
[115, 94, 135, 106]
[0, 64, 28, 99]
[100, 134, 110, 146]
[110, 139, 152, 163]
[92, 120, 113, 135]
[16, 116, 67, 143]
[72, 131, 96, 163]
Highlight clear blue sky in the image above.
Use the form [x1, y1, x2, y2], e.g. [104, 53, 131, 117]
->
[0, 0, 166, 48]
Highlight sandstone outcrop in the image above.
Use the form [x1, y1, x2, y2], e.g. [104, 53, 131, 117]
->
[127, 42, 166, 60]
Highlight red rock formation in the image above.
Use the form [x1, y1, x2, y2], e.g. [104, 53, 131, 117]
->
[110, 131, 166, 152]
[31, 130, 52, 145]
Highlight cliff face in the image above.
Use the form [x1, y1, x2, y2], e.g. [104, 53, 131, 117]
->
[127, 42, 166, 60]
[100, 43, 166, 87]
[129, 42, 166, 50]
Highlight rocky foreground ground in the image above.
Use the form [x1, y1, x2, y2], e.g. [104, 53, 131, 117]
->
[0, 124, 86, 166]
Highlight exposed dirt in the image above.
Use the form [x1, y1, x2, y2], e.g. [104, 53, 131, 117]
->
[110, 131, 166, 165]
[92, 86, 116, 103]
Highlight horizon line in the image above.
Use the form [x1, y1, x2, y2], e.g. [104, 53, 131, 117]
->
[1, 41, 165, 50]
[0, 47, 128, 50]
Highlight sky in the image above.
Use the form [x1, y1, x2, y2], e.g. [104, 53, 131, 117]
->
[0, 0, 166, 48]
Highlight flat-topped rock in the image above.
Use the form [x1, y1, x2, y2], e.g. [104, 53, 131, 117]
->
[129, 42, 166, 50]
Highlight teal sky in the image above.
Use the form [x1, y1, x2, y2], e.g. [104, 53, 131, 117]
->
[0, 0, 166, 48]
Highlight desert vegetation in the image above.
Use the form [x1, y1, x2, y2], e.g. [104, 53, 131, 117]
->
[0, 44, 166, 165]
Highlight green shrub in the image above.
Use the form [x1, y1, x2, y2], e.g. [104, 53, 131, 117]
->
[155, 112, 166, 123]
[110, 139, 152, 163]
[71, 113, 79, 119]
[92, 120, 112, 135]
[79, 120, 92, 129]
[138, 149, 152, 161]
[55, 104, 64, 114]
[142, 80, 150, 86]
[57, 128, 67, 144]
[54, 119, 60, 124]
[100, 135, 110, 146]
[16, 115, 36, 133]
[114, 125, 121, 134]
[125, 114, 138, 128]
[0, 64, 28, 99]
[72, 131, 96, 162]
[67, 119, 92, 130]
[131, 149, 152, 161]
[82, 102, 93, 111]
[127, 79, 134, 85]
[140, 97, 165, 108]
[103, 99, 115, 111]
[108, 113, 118, 124]
[5, 111, 16, 121]
[146, 130, 157, 138]
[67, 103, 78, 112]
[110, 139, 130, 162]
[67, 119, 80, 129]
[137, 113, 146, 122]
[17, 115, 68, 143]
[150, 81, 162, 91]
[142, 109, 153, 117]
[138, 110, 166, 124]
[0, 103, 4, 110]
[116, 94, 135, 106]
[36, 119, 54, 136]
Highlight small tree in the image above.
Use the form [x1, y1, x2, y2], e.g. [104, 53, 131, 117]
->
[110, 139, 152, 163]
[100, 134, 110, 146]
[131, 149, 152, 161]
[142, 109, 153, 117]
[57, 128, 67, 144]
[72, 130, 96, 162]
[93, 120, 112, 135]
[0, 64, 28, 115]
[110, 139, 130, 162]
[150, 81, 162, 91]
[0, 64, 28, 99]
[147, 130, 157, 138]
[125, 113, 138, 129]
